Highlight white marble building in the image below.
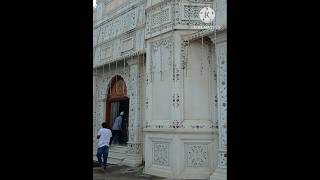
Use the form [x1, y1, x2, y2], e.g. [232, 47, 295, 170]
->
[93, 0, 226, 179]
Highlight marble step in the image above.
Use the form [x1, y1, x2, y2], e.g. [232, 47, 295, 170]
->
[93, 145, 128, 165]
[109, 145, 128, 153]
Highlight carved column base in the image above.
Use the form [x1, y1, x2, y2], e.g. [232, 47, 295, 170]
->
[123, 143, 143, 167]
[144, 129, 217, 179]
[210, 168, 226, 180]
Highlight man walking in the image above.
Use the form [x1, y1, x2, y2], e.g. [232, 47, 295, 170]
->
[111, 112, 124, 144]
[96, 122, 112, 170]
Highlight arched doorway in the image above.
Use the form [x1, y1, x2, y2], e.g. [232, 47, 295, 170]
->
[105, 75, 129, 145]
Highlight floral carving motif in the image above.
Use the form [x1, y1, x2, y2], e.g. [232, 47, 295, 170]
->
[185, 143, 209, 167]
[169, 119, 182, 128]
[184, 5, 203, 19]
[97, 9, 137, 43]
[172, 93, 180, 108]
[146, 0, 173, 37]
[151, 8, 170, 27]
[127, 143, 142, 154]
[152, 142, 169, 167]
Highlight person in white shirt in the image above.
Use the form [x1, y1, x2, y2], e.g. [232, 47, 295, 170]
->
[96, 122, 112, 169]
[111, 112, 124, 144]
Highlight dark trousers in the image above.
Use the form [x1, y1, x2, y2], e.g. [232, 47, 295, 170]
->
[96, 145, 109, 167]
[111, 130, 121, 144]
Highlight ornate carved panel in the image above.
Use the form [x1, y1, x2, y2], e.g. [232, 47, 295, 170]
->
[127, 143, 142, 154]
[94, 2, 145, 67]
[184, 143, 209, 167]
[95, 5, 139, 44]
[152, 142, 169, 167]
[183, 5, 203, 20]
[151, 8, 170, 27]
[174, 0, 213, 26]
[145, 0, 174, 38]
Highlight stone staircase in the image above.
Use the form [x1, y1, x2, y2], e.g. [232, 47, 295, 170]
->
[93, 145, 128, 165]
[108, 145, 128, 164]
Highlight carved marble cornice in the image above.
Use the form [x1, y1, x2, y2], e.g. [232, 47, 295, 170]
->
[94, 0, 146, 28]
[143, 128, 218, 134]
[93, 24, 145, 49]
[182, 24, 226, 42]
[93, 49, 146, 69]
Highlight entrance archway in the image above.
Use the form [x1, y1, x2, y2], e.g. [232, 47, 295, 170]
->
[105, 75, 129, 145]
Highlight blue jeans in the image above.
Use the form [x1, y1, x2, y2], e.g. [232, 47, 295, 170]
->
[96, 145, 109, 167]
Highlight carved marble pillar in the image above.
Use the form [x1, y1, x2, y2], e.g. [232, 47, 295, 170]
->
[209, 0, 227, 178]
[209, 35, 227, 180]
[93, 75, 106, 160]
[126, 57, 143, 166]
